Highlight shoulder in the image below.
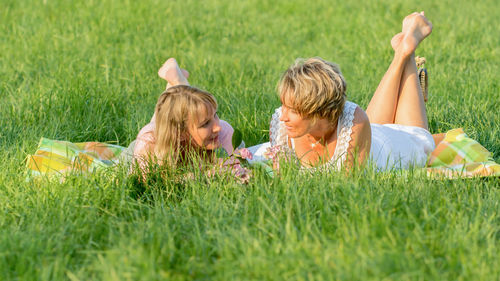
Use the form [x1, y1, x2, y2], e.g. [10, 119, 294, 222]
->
[134, 122, 155, 157]
[270, 107, 287, 146]
[272, 106, 282, 119]
[270, 107, 283, 126]
[136, 122, 155, 141]
[270, 107, 283, 132]
[340, 101, 368, 125]
[338, 101, 370, 149]
[349, 106, 371, 150]
[344, 104, 371, 166]
[353, 106, 370, 127]
[219, 120, 234, 141]
[219, 119, 235, 154]
[342, 101, 358, 116]
[351, 105, 371, 138]
[219, 119, 234, 135]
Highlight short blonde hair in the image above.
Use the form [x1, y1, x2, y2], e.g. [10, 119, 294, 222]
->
[154, 85, 217, 166]
[278, 57, 347, 123]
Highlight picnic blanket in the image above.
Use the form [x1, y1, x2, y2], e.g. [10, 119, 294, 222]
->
[26, 138, 125, 178]
[426, 128, 500, 178]
[26, 128, 499, 179]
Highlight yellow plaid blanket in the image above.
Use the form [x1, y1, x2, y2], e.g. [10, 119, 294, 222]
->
[26, 138, 125, 178]
[426, 128, 500, 178]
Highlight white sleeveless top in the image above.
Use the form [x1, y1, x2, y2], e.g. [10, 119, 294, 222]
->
[269, 101, 358, 171]
[268, 101, 435, 171]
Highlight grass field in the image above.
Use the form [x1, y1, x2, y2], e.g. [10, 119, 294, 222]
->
[1, 0, 499, 280]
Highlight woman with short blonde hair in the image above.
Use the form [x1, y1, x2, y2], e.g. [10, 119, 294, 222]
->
[270, 12, 435, 170]
[278, 58, 347, 125]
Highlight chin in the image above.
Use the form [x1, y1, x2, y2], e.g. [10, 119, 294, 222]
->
[204, 142, 220, 150]
[286, 129, 305, 139]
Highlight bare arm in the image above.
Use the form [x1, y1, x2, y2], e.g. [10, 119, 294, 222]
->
[346, 106, 371, 168]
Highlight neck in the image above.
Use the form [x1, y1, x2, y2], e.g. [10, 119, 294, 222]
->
[307, 119, 337, 143]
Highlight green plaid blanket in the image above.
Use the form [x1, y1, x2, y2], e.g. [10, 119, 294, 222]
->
[426, 128, 499, 178]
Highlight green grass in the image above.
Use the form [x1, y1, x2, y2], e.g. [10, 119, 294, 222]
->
[1, 0, 499, 280]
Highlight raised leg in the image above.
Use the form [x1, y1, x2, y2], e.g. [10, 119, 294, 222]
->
[393, 53, 428, 129]
[151, 58, 191, 122]
[393, 12, 432, 129]
[158, 58, 190, 89]
[365, 33, 407, 124]
[366, 12, 432, 130]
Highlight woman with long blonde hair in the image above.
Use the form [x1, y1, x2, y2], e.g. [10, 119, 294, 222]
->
[132, 58, 234, 173]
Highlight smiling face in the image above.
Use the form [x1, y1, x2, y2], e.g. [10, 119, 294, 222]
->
[186, 103, 221, 150]
[154, 85, 221, 165]
[277, 57, 347, 137]
[279, 103, 315, 138]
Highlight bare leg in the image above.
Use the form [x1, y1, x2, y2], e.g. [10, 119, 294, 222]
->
[393, 13, 432, 130]
[366, 12, 432, 129]
[151, 58, 190, 122]
[158, 58, 190, 89]
[365, 35, 407, 124]
[393, 53, 428, 129]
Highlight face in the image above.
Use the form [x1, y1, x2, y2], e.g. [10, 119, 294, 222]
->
[279, 104, 315, 138]
[186, 105, 221, 150]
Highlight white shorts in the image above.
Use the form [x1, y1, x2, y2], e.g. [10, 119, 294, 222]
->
[370, 123, 435, 170]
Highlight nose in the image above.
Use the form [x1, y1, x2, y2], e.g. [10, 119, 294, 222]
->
[279, 107, 288, 122]
[213, 119, 221, 134]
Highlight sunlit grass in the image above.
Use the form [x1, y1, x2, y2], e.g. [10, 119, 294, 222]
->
[0, 0, 499, 280]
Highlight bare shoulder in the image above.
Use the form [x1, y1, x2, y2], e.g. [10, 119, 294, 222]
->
[352, 106, 370, 130]
[347, 106, 371, 165]
[349, 106, 371, 147]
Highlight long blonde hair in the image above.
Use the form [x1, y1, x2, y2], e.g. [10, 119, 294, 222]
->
[154, 85, 217, 166]
[278, 57, 347, 124]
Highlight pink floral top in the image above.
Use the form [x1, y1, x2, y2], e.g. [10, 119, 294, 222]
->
[132, 115, 234, 171]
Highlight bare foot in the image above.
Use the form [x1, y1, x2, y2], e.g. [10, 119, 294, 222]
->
[399, 12, 433, 56]
[402, 11, 428, 33]
[391, 32, 404, 51]
[159, 68, 189, 80]
[158, 58, 190, 87]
